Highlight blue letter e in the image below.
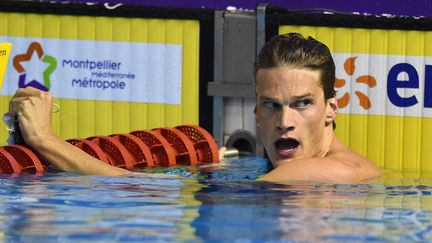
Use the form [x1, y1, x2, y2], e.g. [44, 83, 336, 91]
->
[387, 63, 419, 107]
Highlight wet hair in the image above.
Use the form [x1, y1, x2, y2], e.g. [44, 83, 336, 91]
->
[254, 32, 336, 100]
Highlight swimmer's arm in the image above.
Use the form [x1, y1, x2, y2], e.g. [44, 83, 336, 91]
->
[32, 134, 130, 176]
[9, 87, 130, 176]
[258, 157, 381, 183]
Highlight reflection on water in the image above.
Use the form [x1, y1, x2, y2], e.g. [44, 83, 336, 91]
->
[0, 157, 432, 242]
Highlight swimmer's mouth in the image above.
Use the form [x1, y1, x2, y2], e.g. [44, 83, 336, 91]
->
[275, 138, 299, 150]
[274, 138, 300, 158]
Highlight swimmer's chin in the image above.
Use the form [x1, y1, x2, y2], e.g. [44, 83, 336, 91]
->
[271, 157, 296, 168]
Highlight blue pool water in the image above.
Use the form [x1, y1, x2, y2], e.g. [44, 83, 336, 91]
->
[1, 156, 432, 242]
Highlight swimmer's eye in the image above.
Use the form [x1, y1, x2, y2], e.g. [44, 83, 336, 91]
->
[262, 100, 281, 110]
[292, 99, 313, 109]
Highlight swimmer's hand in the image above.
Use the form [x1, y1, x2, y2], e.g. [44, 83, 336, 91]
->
[8, 87, 56, 148]
[218, 146, 227, 160]
[218, 146, 240, 160]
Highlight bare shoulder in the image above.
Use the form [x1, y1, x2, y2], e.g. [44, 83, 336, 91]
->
[325, 138, 381, 182]
[258, 138, 381, 183]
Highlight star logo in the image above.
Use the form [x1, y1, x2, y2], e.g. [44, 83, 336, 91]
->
[335, 57, 377, 110]
[13, 42, 57, 91]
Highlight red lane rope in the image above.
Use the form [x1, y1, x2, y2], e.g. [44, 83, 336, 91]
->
[86, 136, 135, 170]
[1, 145, 44, 173]
[129, 130, 176, 167]
[0, 125, 219, 174]
[110, 134, 155, 168]
[0, 147, 21, 173]
[153, 128, 198, 166]
[175, 125, 220, 163]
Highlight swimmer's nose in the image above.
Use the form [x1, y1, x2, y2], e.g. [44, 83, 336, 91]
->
[277, 107, 295, 132]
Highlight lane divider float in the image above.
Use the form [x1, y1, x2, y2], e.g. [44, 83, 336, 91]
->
[0, 125, 219, 174]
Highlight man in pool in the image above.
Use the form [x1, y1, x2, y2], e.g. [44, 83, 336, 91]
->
[8, 33, 380, 182]
[253, 33, 380, 182]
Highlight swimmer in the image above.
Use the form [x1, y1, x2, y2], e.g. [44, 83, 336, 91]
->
[252, 33, 380, 183]
[8, 33, 380, 183]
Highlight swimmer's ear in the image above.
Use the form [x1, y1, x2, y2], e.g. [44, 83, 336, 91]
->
[326, 97, 338, 125]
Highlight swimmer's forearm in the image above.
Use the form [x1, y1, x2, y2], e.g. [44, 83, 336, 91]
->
[30, 134, 129, 176]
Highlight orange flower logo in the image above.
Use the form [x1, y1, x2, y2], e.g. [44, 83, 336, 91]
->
[335, 57, 377, 109]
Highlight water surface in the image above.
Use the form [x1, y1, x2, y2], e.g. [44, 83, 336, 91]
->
[0, 156, 432, 242]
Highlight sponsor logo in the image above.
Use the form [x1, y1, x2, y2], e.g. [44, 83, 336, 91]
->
[335, 57, 377, 110]
[3, 36, 182, 104]
[333, 53, 432, 117]
[12, 42, 57, 91]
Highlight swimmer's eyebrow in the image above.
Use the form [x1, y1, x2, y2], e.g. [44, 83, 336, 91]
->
[260, 93, 314, 101]
[292, 93, 314, 99]
[260, 96, 278, 101]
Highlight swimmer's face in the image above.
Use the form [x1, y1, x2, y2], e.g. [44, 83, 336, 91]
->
[255, 67, 337, 168]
